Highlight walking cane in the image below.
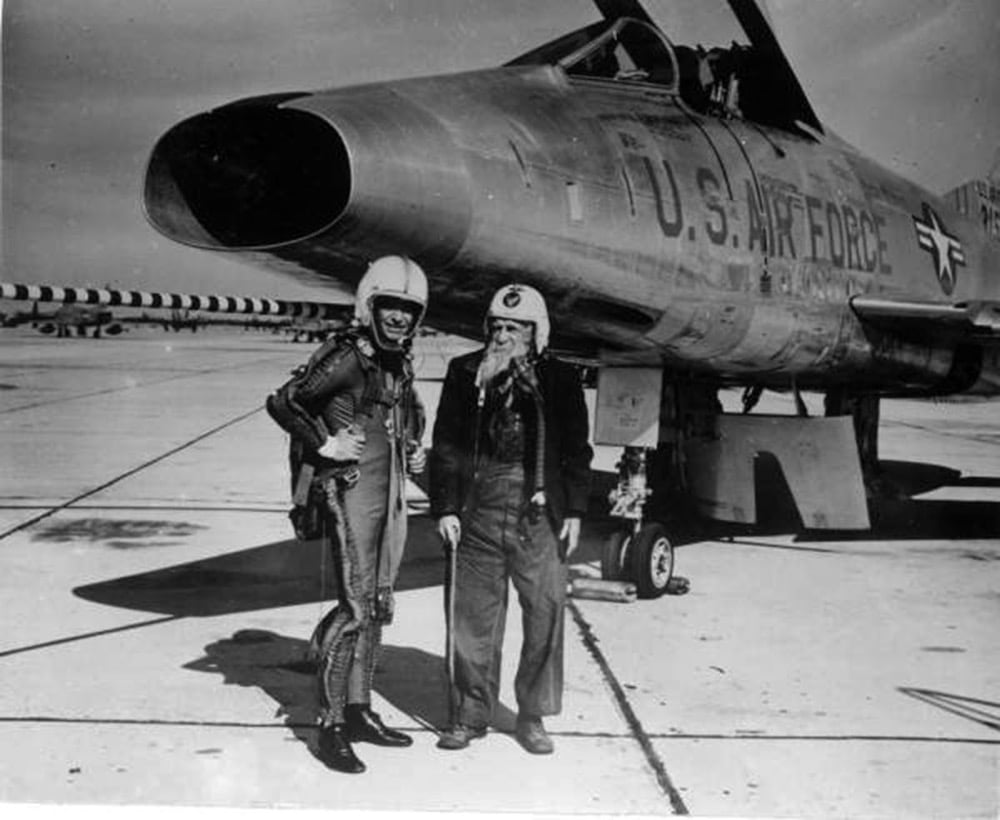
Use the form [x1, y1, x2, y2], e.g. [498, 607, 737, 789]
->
[444, 533, 458, 720]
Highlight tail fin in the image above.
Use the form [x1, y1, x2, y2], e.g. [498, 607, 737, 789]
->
[946, 149, 1000, 243]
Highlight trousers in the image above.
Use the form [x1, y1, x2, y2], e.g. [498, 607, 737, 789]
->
[313, 416, 407, 726]
[449, 462, 567, 727]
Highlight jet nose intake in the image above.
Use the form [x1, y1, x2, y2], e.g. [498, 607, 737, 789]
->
[144, 86, 472, 269]
[144, 98, 350, 249]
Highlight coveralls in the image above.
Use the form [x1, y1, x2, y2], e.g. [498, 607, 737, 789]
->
[267, 330, 421, 726]
[429, 350, 592, 727]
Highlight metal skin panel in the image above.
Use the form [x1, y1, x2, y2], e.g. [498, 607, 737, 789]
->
[846, 150, 1000, 304]
[287, 83, 474, 268]
[144, 63, 999, 395]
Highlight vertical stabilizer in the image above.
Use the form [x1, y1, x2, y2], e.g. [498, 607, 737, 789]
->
[947, 152, 1000, 244]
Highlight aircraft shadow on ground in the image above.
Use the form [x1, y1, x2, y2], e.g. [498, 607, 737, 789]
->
[72, 458, 998, 619]
[71, 509, 622, 618]
[73, 515, 449, 617]
[587, 459, 1000, 546]
[898, 687, 1000, 732]
[183, 630, 516, 746]
[741, 459, 1000, 543]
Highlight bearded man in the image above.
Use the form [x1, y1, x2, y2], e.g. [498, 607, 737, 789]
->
[429, 284, 592, 755]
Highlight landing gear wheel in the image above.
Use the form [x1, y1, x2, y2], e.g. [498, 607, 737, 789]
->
[628, 523, 674, 599]
[601, 530, 632, 581]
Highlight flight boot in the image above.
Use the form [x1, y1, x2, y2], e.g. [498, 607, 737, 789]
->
[316, 723, 366, 773]
[344, 703, 413, 747]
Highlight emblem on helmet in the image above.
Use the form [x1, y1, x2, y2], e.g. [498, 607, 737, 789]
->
[502, 289, 522, 308]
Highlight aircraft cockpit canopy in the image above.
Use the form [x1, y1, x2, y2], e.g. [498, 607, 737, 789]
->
[507, 18, 678, 91]
[507, 16, 765, 123]
[507, 4, 823, 139]
[561, 18, 679, 90]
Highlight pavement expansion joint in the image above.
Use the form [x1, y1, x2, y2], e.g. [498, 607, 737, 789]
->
[568, 599, 688, 814]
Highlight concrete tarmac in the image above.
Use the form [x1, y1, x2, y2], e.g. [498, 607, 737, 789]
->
[0, 328, 997, 818]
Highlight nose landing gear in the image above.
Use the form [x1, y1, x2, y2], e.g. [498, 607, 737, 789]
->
[602, 446, 676, 599]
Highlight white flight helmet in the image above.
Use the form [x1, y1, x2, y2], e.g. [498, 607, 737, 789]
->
[354, 255, 428, 350]
[485, 284, 550, 353]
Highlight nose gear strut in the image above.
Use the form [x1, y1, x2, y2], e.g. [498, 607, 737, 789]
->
[602, 446, 678, 599]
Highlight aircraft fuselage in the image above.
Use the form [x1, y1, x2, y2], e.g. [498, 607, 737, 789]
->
[145, 64, 1000, 394]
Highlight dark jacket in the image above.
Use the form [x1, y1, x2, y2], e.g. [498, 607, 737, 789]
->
[266, 329, 423, 476]
[429, 349, 592, 522]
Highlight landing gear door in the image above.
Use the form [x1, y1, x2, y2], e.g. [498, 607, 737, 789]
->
[684, 414, 871, 530]
[594, 367, 662, 447]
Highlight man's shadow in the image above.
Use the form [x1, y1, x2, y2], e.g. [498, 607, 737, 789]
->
[183, 629, 517, 760]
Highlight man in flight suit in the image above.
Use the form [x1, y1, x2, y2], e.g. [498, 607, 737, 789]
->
[266, 256, 428, 773]
[430, 284, 592, 754]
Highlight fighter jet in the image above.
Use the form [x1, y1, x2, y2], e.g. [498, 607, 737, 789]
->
[141, 0, 1000, 595]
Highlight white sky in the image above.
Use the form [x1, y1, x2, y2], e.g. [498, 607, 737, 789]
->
[2, 0, 998, 298]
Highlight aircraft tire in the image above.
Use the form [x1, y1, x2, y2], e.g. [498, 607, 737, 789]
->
[629, 523, 673, 599]
[600, 530, 632, 581]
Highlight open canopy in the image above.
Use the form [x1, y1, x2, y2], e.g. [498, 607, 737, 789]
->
[507, 18, 677, 90]
[507, 2, 823, 138]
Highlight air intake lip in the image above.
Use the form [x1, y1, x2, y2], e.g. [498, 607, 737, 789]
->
[144, 99, 350, 249]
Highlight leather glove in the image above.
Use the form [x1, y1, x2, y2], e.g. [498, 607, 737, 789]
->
[318, 425, 365, 461]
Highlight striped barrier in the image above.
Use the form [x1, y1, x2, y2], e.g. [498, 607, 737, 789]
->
[0, 283, 350, 320]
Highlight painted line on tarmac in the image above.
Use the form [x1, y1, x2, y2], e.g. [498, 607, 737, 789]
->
[0, 381, 170, 414]
[0, 717, 342, 730]
[0, 354, 293, 414]
[0, 406, 263, 542]
[0, 715, 595, 736]
[0, 717, 442, 736]
[0, 370, 219, 414]
[644, 732, 1000, 744]
[0, 615, 180, 659]
[568, 599, 688, 815]
[0, 716, 996, 750]
[0, 504, 286, 514]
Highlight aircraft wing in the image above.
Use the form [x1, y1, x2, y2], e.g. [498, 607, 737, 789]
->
[851, 296, 1000, 343]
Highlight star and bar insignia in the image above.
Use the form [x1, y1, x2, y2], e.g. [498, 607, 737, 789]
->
[912, 202, 965, 295]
